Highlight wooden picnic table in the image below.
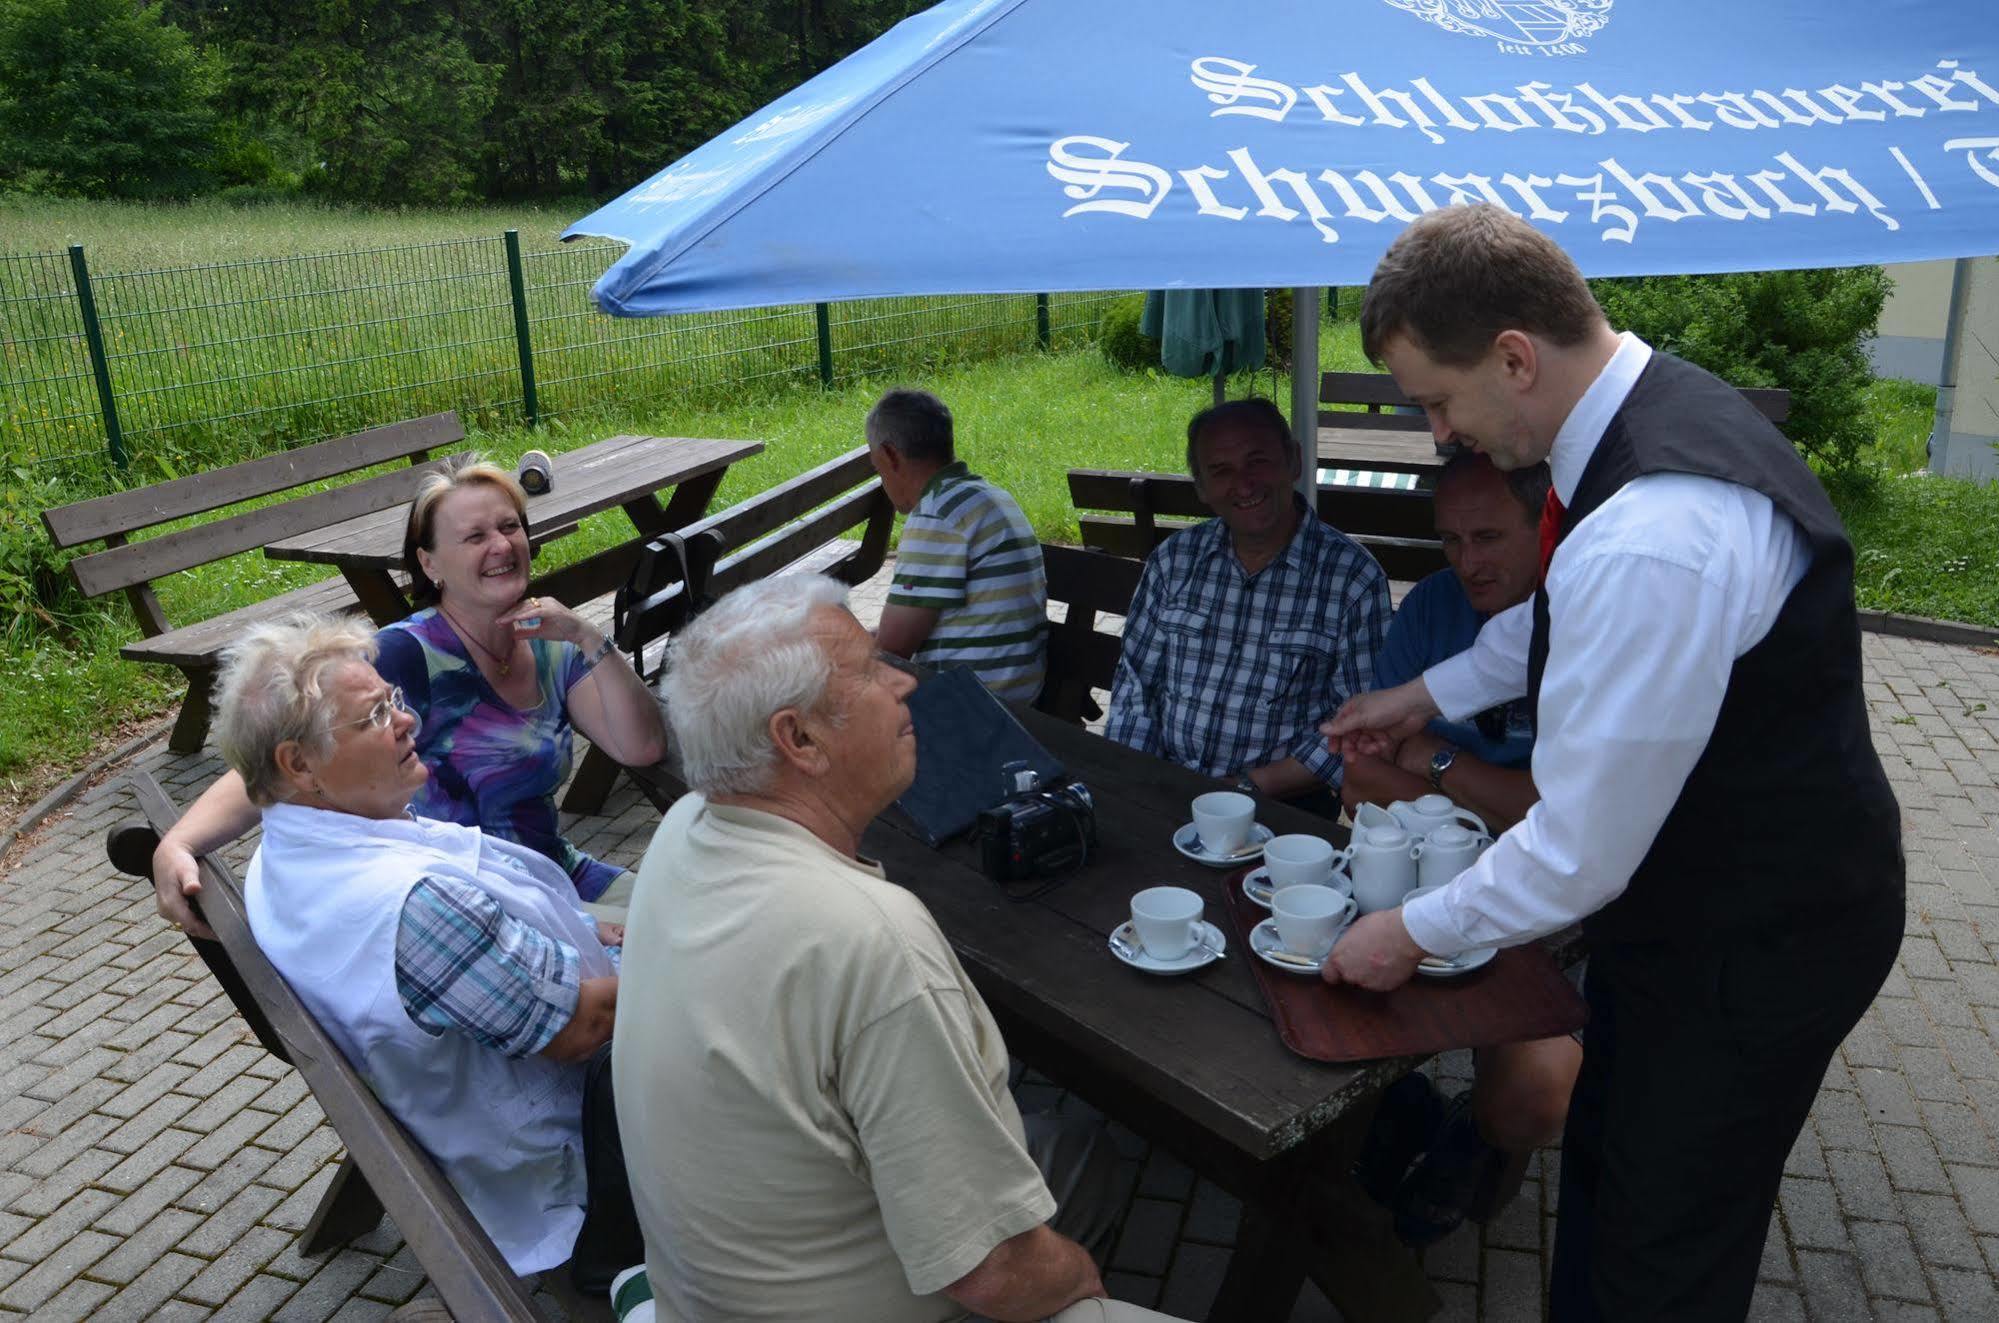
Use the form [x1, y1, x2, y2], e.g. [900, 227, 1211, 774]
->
[1316, 424, 1447, 478]
[860, 707, 1443, 1322]
[265, 433, 762, 625]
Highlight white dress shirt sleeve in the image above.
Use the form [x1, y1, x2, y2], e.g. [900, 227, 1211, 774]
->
[1422, 597, 1534, 721]
[1401, 475, 1809, 958]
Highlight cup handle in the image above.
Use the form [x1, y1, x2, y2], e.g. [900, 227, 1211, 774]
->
[1455, 808, 1490, 837]
[1409, 839, 1426, 859]
[1186, 918, 1206, 950]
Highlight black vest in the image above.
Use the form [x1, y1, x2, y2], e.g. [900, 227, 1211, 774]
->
[1526, 352, 1902, 944]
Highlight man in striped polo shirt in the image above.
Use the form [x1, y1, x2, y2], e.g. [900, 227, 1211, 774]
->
[868, 389, 1048, 703]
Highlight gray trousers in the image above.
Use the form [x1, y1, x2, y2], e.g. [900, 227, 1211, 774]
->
[1011, 1114, 1193, 1323]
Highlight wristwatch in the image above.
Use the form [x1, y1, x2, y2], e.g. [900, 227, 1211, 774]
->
[1233, 772, 1259, 795]
[1427, 745, 1458, 792]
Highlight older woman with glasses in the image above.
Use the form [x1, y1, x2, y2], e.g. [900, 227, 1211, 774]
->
[150, 456, 666, 938]
[213, 612, 622, 1276]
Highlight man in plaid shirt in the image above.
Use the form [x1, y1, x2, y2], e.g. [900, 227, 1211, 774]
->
[1105, 399, 1390, 808]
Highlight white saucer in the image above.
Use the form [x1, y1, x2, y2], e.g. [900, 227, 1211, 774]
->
[1172, 822, 1274, 868]
[1416, 946, 1497, 979]
[1249, 918, 1331, 976]
[1242, 865, 1353, 910]
[1108, 920, 1226, 974]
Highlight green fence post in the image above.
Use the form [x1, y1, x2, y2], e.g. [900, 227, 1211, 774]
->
[1036, 293, 1051, 350]
[69, 245, 126, 470]
[503, 231, 540, 428]
[815, 302, 834, 388]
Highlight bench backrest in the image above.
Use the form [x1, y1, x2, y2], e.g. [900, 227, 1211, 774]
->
[1067, 468, 1448, 581]
[1319, 370, 1792, 428]
[615, 445, 895, 660]
[1036, 543, 1143, 724]
[124, 772, 541, 1322]
[49, 413, 464, 629]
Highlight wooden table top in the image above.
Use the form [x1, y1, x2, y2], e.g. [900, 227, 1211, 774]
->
[1316, 425, 1447, 475]
[265, 434, 763, 570]
[862, 708, 1412, 1163]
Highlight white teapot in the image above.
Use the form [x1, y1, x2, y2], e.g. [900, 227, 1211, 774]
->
[1387, 793, 1488, 841]
[1340, 822, 1420, 914]
[1411, 822, 1493, 888]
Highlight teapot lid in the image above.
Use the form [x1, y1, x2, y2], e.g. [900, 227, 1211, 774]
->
[1413, 792, 1455, 814]
[1359, 823, 1410, 846]
[1429, 823, 1475, 846]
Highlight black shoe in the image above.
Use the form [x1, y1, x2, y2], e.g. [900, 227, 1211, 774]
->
[1353, 1071, 1446, 1206]
[1393, 1090, 1499, 1248]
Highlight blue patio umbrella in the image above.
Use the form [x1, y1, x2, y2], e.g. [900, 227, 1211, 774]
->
[566, 0, 1999, 316]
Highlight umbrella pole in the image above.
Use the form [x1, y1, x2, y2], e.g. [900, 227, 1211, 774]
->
[1290, 286, 1321, 508]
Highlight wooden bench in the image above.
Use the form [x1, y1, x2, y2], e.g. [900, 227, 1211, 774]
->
[1068, 468, 1448, 583]
[43, 414, 466, 753]
[559, 444, 897, 814]
[1316, 369, 1793, 477]
[1035, 543, 1142, 726]
[112, 773, 552, 1322]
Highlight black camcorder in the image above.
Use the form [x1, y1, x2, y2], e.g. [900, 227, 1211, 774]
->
[978, 780, 1097, 883]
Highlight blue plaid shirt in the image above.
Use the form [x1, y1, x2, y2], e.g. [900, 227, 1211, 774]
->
[394, 876, 613, 1058]
[1105, 503, 1390, 785]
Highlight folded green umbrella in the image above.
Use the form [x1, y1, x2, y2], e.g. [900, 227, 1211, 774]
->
[1140, 288, 1267, 380]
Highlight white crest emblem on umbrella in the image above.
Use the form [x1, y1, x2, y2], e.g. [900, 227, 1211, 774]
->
[1380, 0, 1615, 55]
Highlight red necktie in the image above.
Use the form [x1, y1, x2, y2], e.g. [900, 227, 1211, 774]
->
[1538, 488, 1565, 586]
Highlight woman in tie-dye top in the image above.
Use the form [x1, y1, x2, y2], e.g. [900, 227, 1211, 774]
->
[373, 609, 620, 899]
[148, 459, 668, 926]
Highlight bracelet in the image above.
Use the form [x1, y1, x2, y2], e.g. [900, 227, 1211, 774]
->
[581, 636, 619, 674]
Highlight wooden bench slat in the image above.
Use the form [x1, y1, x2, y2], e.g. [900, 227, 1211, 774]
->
[42, 413, 462, 548]
[119, 575, 369, 669]
[71, 458, 459, 599]
[1072, 471, 1440, 543]
[679, 448, 878, 550]
[708, 486, 894, 596]
[126, 774, 543, 1322]
[1319, 371, 1413, 410]
[1315, 410, 1431, 433]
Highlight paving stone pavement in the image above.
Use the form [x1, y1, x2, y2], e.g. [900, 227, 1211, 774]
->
[2, 568, 1997, 1320]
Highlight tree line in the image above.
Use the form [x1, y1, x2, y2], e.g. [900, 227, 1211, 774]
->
[0, 0, 926, 205]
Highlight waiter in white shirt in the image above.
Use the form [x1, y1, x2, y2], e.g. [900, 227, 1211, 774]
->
[1323, 205, 1904, 1321]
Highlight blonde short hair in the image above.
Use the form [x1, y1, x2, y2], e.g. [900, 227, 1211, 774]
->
[401, 456, 530, 604]
[213, 613, 379, 805]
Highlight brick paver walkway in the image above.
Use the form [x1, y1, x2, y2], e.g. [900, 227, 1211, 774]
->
[2, 571, 1996, 1319]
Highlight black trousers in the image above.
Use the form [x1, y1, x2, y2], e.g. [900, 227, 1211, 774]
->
[1549, 886, 1903, 1322]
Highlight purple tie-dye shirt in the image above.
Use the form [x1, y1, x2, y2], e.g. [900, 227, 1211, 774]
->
[373, 609, 621, 901]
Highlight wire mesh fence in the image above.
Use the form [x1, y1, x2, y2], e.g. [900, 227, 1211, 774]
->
[0, 233, 1128, 491]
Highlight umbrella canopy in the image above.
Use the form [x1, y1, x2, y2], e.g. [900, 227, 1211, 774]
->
[566, 0, 1999, 317]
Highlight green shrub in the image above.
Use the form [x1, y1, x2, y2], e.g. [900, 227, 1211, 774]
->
[1264, 288, 1294, 372]
[1590, 267, 1891, 472]
[0, 469, 102, 646]
[1098, 294, 1160, 373]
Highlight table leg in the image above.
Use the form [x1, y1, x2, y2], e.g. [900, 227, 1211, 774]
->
[630, 465, 726, 540]
[345, 568, 414, 626]
[1207, 1203, 1308, 1322]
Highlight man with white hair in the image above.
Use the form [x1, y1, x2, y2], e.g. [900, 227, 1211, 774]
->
[616, 574, 1185, 1323]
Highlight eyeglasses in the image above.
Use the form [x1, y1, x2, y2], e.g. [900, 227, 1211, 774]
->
[326, 686, 421, 737]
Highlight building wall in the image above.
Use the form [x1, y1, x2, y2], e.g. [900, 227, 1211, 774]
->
[1934, 257, 1999, 481]
[1872, 260, 1955, 385]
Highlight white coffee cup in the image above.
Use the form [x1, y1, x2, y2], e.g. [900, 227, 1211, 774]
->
[1190, 791, 1256, 856]
[1344, 822, 1420, 914]
[1271, 884, 1357, 960]
[1264, 834, 1337, 890]
[1387, 793, 1488, 841]
[1130, 886, 1207, 961]
[1412, 822, 1493, 888]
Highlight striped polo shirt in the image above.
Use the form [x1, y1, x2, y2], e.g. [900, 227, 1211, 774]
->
[886, 461, 1048, 702]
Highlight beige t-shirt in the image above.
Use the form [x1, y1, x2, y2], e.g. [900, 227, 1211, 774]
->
[615, 795, 1056, 1323]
